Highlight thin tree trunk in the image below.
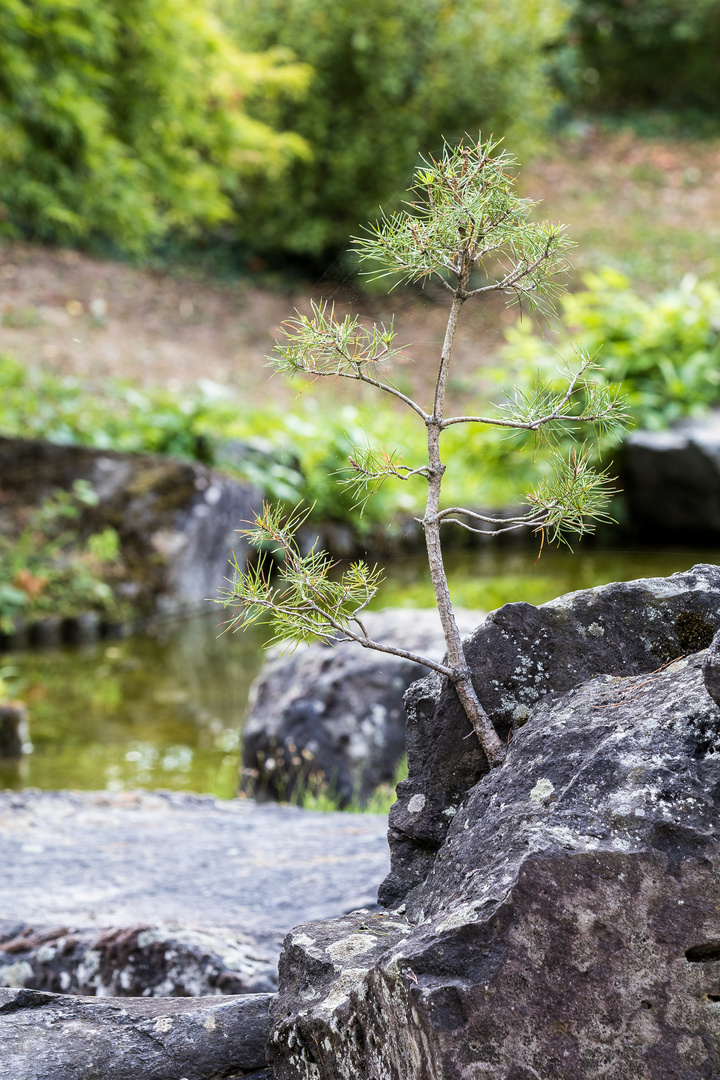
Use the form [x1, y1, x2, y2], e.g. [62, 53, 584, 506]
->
[422, 276, 506, 767]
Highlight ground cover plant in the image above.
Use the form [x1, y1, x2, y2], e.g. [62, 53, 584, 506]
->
[0, 353, 540, 537]
[0, 479, 126, 633]
[502, 268, 720, 431]
[219, 137, 627, 767]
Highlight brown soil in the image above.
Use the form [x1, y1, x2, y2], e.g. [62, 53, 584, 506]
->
[1, 131, 718, 411]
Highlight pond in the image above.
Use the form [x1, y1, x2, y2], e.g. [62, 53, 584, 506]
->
[2, 545, 718, 797]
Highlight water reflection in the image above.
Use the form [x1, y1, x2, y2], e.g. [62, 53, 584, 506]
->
[1, 547, 718, 796]
[0, 612, 266, 797]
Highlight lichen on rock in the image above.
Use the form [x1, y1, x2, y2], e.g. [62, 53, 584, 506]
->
[268, 566, 720, 1079]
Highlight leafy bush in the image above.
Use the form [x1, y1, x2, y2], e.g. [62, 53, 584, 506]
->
[553, 0, 720, 114]
[0, 354, 541, 532]
[0, 480, 126, 633]
[224, 0, 567, 258]
[0, 0, 309, 255]
[501, 269, 720, 431]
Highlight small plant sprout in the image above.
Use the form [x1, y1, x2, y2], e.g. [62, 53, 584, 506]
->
[220, 136, 627, 769]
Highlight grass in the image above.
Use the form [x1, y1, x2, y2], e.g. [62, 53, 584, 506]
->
[522, 128, 720, 289]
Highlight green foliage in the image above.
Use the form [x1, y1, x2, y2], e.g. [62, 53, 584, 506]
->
[0, 481, 126, 633]
[553, 0, 720, 115]
[502, 269, 720, 431]
[0, 0, 309, 255]
[220, 503, 385, 647]
[225, 0, 567, 258]
[0, 354, 542, 529]
[354, 138, 572, 311]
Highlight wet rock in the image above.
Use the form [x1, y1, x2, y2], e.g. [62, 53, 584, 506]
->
[0, 985, 272, 1080]
[242, 608, 483, 807]
[0, 920, 276, 996]
[0, 702, 26, 757]
[0, 435, 261, 618]
[382, 563, 720, 906]
[269, 650, 720, 1079]
[622, 412, 720, 537]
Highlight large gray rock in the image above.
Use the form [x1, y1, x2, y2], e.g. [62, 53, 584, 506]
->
[0, 435, 261, 622]
[703, 629, 720, 706]
[622, 411, 720, 536]
[242, 608, 483, 807]
[382, 563, 720, 906]
[269, 647, 720, 1079]
[0, 985, 272, 1080]
[0, 790, 389, 956]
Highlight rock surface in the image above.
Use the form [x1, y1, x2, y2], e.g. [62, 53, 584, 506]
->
[0, 790, 389, 957]
[703, 628, 720, 707]
[622, 412, 720, 537]
[0, 985, 272, 1080]
[0, 919, 276, 997]
[269, 647, 720, 1079]
[0, 435, 261, 622]
[382, 562, 720, 907]
[242, 608, 483, 807]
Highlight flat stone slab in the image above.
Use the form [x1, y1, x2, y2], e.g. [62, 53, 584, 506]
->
[0, 790, 389, 956]
[0, 986, 273, 1080]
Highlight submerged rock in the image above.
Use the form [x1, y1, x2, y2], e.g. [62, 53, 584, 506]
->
[0, 702, 27, 757]
[269, 647, 720, 1079]
[383, 563, 720, 906]
[242, 608, 483, 807]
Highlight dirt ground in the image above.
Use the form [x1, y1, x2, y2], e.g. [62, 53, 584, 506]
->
[1, 131, 718, 410]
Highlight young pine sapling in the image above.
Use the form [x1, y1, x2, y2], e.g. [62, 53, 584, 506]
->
[220, 138, 626, 769]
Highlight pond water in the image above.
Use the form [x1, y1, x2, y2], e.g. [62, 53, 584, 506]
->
[2, 546, 718, 797]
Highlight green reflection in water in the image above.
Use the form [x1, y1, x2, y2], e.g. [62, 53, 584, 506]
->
[0, 612, 266, 797]
[1, 547, 719, 796]
[372, 547, 720, 613]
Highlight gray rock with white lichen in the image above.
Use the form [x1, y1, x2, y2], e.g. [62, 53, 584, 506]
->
[382, 563, 720, 906]
[0, 919, 277, 997]
[269, 644, 720, 1079]
[702, 628, 720, 707]
[0, 985, 273, 1080]
[242, 608, 483, 807]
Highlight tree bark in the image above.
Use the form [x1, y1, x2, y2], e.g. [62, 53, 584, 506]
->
[422, 276, 506, 767]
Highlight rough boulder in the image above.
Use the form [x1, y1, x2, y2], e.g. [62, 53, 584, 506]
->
[384, 563, 720, 905]
[268, 566, 720, 1079]
[242, 608, 482, 806]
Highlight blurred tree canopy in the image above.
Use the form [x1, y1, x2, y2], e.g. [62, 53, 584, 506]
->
[225, 0, 567, 260]
[2, 0, 719, 264]
[553, 0, 720, 114]
[0, 0, 309, 255]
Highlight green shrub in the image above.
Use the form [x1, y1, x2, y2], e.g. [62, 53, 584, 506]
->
[0, 355, 541, 532]
[0, 0, 309, 255]
[0, 480, 126, 633]
[501, 269, 720, 431]
[553, 0, 720, 115]
[224, 0, 566, 259]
